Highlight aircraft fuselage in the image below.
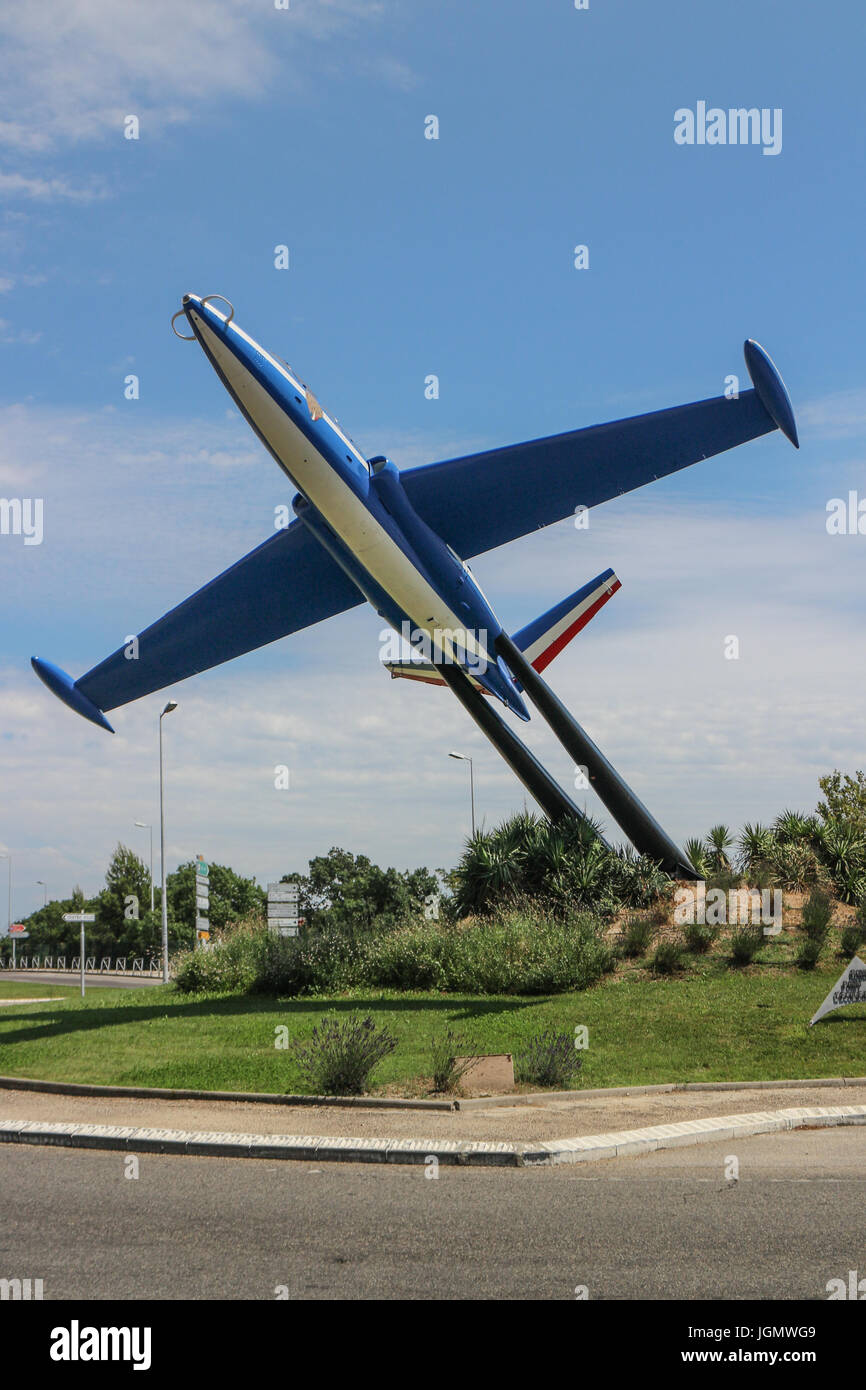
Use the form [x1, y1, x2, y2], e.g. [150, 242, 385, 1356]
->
[182, 295, 528, 717]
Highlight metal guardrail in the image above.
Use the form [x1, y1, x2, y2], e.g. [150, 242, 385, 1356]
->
[0, 956, 161, 977]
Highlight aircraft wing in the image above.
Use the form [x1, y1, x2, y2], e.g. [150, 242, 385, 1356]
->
[32, 520, 364, 729]
[400, 341, 798, 560]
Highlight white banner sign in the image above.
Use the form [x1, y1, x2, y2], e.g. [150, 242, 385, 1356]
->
[810, 955, 866, 1026]
[268, 883, 299, 903]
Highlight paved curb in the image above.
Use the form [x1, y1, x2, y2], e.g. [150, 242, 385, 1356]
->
[3, 1073, 865, 1113]
[456, 1076, 866, 1109]
[0, 1075, 457, 1112]
[2, 1105, 864, 1169]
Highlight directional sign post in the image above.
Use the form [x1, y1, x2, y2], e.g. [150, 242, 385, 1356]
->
[267, 882, 301, 937]
[63, 913, 96, 997]
[195, 857, 210, 946]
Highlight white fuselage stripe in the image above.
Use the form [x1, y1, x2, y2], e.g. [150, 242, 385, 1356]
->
[193, 313, 493, 667]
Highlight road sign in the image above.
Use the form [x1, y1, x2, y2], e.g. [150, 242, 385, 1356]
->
[267, 883, 299, 903]
[62, 915, 94, 999]
[196, 859, 209, 877]
[6, 925, 28, 939]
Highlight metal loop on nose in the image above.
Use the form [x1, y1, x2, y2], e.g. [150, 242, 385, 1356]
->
[171, 310, 195, 341]
[201, 294, 235, 324]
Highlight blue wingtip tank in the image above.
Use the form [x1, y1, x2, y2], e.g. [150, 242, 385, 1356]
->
[31, 657, 115, 733]
[743, 339, 799, 449]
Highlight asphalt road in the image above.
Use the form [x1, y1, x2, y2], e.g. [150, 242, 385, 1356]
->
[0, 970, 162, 989]
[2, 1127, 864, 1300]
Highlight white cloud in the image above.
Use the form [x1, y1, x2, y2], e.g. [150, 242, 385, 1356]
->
[2, 403, 865, 919]
[0, 171, 106, 203]
[0, 0, 408, 160]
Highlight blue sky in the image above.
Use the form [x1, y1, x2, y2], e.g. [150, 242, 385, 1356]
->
[1, 0, 865, 918]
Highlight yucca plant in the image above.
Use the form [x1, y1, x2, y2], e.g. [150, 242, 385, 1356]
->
[738, 822, 773, 873]
[816, 820, 866, 902]
[773, 809, 814, 844]
[685, 837, 709, 879]
[706, 824, 734, 873]
[769, 839, 819, 892]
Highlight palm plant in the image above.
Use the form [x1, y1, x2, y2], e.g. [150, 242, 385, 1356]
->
[685, 837, 709, 879]
[738, 822, 773, 873]
[773, 809, 813, 843]
[706, 824, 734, 873]
[816, 819, 866, 902]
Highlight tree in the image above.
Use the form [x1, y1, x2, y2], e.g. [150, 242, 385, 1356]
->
[287, 848, 438, 937]
[817, 771, 866, 831]
[167, 861, 265, 934]
[97, 843, 153, 940]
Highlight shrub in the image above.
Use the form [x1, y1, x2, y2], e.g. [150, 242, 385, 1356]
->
[729, 924, 764, 966]
[428, 1031, 480, 1093]
[801, 887, 833, 939]
[621, 915, 655, 958]
[685, 838, 709, 879]
[366, 908, 611, 995]
[770, 840, 820, 892]
[288, 1014, 397, 1095]
[840, 925, 864, 958]
[172, 918, 266, 994]
[513, 1027, 583, 1089]
[684, 922, 716, 954]
[651, 941, 683, 975]
[796, 937, 825, 971]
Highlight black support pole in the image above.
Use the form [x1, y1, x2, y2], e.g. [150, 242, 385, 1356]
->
[495, 632, 696, 879]
[437, 659, 608, 841]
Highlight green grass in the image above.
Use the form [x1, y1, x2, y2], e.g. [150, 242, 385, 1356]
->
[0, 981, 76, 1000]
[0, 949, 863, 1093]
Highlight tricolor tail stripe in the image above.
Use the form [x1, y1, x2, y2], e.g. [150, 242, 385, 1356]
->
[514, 568, 621, 672]
[384, 569, 620, 688]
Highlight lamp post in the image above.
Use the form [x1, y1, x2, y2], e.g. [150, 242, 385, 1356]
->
[134, 822, 155, 913]
[36, 880, 47, 907]
[0, 854, 11, 967]
[448, 752, 476, 837]
[159, 701, 178, 983]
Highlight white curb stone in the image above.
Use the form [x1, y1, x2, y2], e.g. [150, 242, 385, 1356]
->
[1, 1104, 865, 1168]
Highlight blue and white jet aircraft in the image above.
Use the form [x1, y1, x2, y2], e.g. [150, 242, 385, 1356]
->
[32, 293, 799, 875]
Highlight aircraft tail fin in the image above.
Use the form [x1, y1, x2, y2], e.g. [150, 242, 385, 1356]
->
[383, 569, 620, 688]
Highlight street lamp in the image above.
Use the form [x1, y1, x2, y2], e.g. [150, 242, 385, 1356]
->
[134, 822, 155, 913]
[448, 752, 476, 837]
[159, 701, 178, 984]
[36, 880, 47, 907]
[0, 854, 11, 967]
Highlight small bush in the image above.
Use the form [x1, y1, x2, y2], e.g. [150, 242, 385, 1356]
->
[621, 915, 655, 958]
[288, 1014, 397, 1095]
[801, 888, 833, 940]
[652, 941, 683, 975]
[729, 924, 764, 966]
[513, 1027, 583, 1089]
[840, 924, 865, 958]
[428, 1031, 480, 1093]
[684, 922, 716, 954]
[796, 937, 825, 971]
